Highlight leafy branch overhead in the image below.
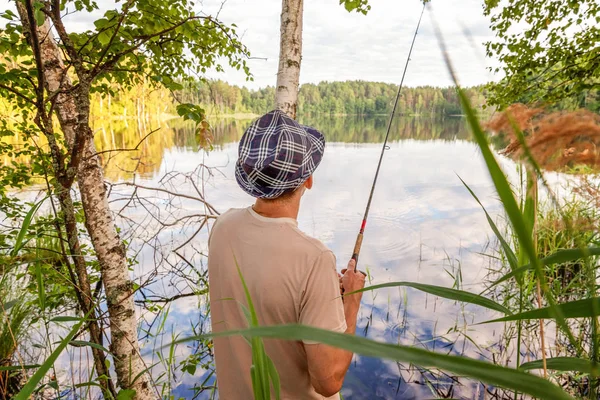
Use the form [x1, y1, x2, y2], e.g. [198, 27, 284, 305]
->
[484, 0, 600, 108]
[339, 0, 371, 14]
[1, 0, 252, 95]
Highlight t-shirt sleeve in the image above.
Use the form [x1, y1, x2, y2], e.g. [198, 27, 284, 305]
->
[299, 250, 347, 344]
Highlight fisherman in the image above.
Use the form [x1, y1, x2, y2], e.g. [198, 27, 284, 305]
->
[207, 109, 365, 399]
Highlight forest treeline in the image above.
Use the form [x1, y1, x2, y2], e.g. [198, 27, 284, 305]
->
[88, 79, 600, 123]
[177, 80, 490, 116]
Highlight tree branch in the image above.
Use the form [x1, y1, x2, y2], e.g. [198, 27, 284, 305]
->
[86, 127, 160, 160]
[90, 0, 136, 77]
[134, 290, 207, 305]
[0, 83, 36, 105]
[93, 15, 208, 77]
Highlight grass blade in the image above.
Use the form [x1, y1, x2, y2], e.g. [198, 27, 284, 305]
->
[173, 324, 573, 400]
[455, 87, 578, 348]
[429, 5, 578, 350]
[482, 298, 600, 323]
[520, 357, 599, 374]
[458, 175, 519, 278]
[14, 312, 88, 399]
[489, 247, 600, 289]
[233, 254, 279, 400]
[10, 198, 45, 257]
[347, 281, 511, 314]
[266, 354, 281, 400]
[0, 365, 40, 371]
[36, 261, 45, 311]
[69, 340, 113, 355]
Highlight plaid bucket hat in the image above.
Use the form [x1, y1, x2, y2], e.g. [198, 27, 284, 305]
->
[235, 109, 325, 199]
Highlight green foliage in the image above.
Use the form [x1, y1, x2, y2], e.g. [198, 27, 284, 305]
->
[490, 247, 600, 289]
[339, 0, 371, 14]
[116, 388, 137, 400]
[61, 0, 251, 90]
[520, 357, 599, 374]
[484, 298, 600, 323]
[348, 281, 511, 314]
[177, 324, 574, 400]
[177, 79, 490, 116]
[0, 293, 30, 363]
[14, 314, 89, 400]
[484, 0, 600, 108]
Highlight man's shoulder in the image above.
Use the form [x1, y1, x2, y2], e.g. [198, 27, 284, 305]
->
[290, 227, 331, 255]
[217, 207, 247, 221]
[212, 207, 332, 256]
[209, 208, 247, 242]
[213, 207, 249, 227]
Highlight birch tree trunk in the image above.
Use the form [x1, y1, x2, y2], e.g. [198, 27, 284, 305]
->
[16, 6, 156, 399]
[275, 0, 303, 119]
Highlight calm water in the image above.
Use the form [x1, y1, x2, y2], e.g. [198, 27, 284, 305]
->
[88, 115, 521, 399]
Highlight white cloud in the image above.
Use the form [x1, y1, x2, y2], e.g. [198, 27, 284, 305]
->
[201, 0, 503, 88]
[0, 0, 502, 89]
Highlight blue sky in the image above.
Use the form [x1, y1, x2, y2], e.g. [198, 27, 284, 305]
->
[1, 0, 502, 89]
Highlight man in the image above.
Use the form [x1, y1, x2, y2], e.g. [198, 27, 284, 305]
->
[208, 109, 365, 399]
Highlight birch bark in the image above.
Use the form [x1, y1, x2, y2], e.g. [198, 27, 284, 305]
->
[16, 5, 156, 398]
[275, 0, 304, 119]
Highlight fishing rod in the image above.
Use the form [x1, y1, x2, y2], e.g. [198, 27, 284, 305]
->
[351, 2, 426, 267]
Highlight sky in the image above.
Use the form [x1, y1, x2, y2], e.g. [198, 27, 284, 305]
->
[197, 0, 503, 89]
[0, 0, 502, 90]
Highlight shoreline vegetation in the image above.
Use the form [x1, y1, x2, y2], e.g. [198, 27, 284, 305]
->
[83, 79, 493, 127]
[84, 79, 598, 128]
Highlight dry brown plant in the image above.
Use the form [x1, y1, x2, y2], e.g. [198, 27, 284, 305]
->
[486, 105, 600, 172]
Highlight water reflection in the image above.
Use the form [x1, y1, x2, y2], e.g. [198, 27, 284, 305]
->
[106, 116, 515, 399]
[94, 115, 469, 181]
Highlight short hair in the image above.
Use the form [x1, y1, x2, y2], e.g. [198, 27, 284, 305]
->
[265, 186, 299, 202]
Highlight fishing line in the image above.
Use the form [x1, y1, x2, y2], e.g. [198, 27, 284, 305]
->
[351, 2, 427, 267]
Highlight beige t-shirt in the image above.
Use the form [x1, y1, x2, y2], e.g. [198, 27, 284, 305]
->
[208, 207, 347, 400]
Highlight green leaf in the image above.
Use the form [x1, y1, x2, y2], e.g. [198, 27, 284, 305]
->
[520, 357, 600, 374]
[98, 31, 111, 46]
[266, 355, 281, 400]
[0, 364, 40, 371]
[11, 197, 45, 257]
[69, 340, 112, 355]
[50, 316, 83, 323]
[93, 18, 108, 29]
[34, 9, 45, 26]
[173, 324, 573, 400]
[483, 297, 600, 323]
[348, 282, 511, 314]
[116, 389, 136, 400]
[2, 299, 18, 311]
[490, 247, 600, 288]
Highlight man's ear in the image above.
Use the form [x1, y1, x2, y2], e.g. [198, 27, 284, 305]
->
[305, 175, 313, 190]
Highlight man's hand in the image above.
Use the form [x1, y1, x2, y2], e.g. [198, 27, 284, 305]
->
[340, 259, 365, 304]
[307, 259, 365, 397]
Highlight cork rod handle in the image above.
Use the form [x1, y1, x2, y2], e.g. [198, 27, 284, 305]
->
[351, 232, 363, 264]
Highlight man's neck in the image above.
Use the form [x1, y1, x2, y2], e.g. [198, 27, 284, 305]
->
[253, 197, 301, 220]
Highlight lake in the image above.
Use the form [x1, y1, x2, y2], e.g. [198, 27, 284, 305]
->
[89, 115, 522, 399]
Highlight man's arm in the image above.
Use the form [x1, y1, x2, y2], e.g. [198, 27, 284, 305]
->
[305, 259, 364, 397]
